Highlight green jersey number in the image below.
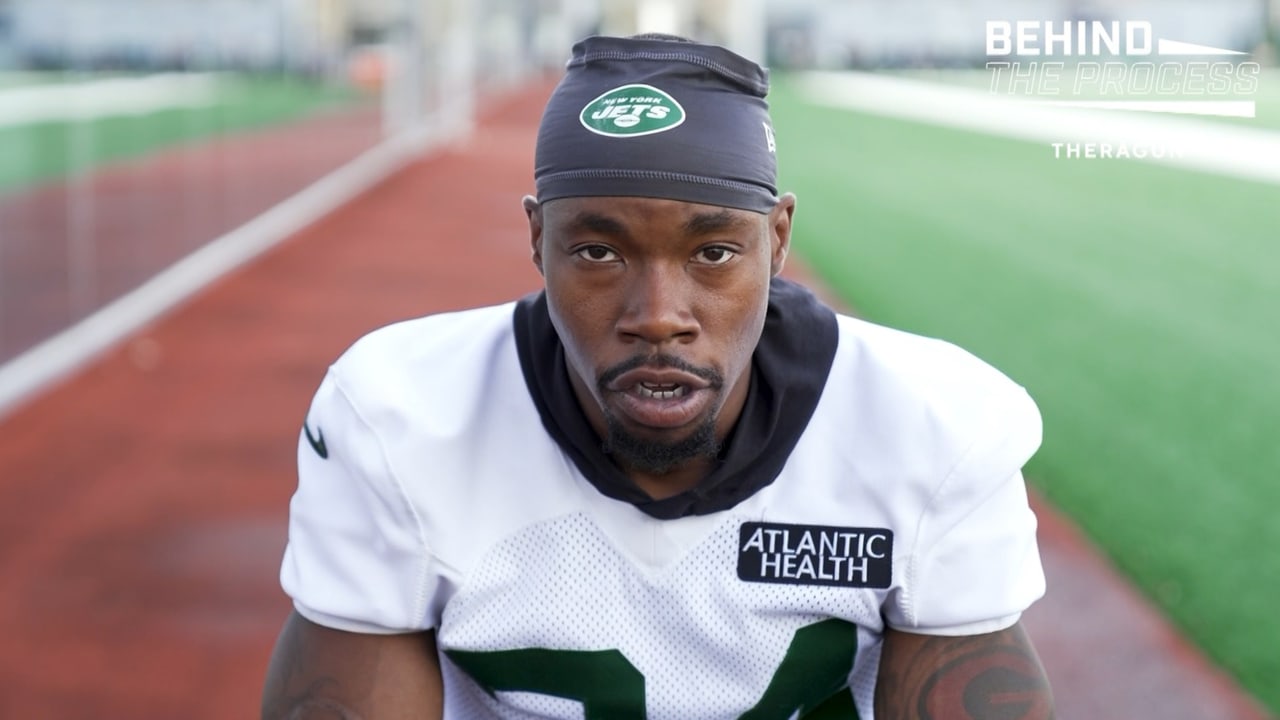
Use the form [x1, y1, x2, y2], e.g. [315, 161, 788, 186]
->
[446, 618, 860, 719]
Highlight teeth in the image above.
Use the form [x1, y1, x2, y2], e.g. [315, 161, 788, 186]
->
[636, 383, 686, 400]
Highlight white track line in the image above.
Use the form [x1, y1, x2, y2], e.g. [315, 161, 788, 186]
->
[0, 74, 221, 127]
[796, 71, 1280, 186]
[0, 125, 438, 420]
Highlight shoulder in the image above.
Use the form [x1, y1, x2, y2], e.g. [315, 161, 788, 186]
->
[334, 302, 516, 380]
[833, 314, 1035, 411]
[817, 314, 1041, 483]
[324, 302, 520, 425]
[287, 301, 569, 631]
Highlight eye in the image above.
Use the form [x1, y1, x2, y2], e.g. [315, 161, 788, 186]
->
[575, 245, 620, 263]
[693, 246, 737, 266]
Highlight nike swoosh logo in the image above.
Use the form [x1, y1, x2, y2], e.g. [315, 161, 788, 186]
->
[304, 422, 328, 459]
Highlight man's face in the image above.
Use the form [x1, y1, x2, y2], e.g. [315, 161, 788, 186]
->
[526, 194, 793, 477]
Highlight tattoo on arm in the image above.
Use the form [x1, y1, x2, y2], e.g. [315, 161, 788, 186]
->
[876, 624, 1054, 720]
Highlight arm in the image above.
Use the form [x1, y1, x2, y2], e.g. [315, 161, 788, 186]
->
[261, 611, 444, 720]
[874, 621, 1054, 720]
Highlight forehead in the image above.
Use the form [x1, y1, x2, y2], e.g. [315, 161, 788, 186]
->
[541, 196, 765, 236]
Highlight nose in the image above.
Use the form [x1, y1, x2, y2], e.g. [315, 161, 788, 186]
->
[615, 261, 699, 345]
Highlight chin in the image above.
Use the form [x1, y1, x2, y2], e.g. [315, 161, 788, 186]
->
[602, 409, 721, 476]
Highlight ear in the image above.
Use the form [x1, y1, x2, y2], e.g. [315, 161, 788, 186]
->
[769, 193, 796, 276]
[524, 195, 544, 276]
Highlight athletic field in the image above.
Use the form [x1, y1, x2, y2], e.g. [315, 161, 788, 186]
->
[769, 71, 1280, 713]
[0, 71, 1274, 718]
[0, 72, 364, 193]
[0, 72, 381, 368]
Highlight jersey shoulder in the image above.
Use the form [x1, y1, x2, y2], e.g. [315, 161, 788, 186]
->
[820, 313, 1042, 483]
[326, 302, 519, 428]
[285, 302, 576, 633]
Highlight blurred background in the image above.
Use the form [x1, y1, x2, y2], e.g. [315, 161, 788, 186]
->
[0, 0, 1276, 717]
[4, 0, 1275, 389]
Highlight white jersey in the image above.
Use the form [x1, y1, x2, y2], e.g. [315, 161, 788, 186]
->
[281, 299, 1044, 719]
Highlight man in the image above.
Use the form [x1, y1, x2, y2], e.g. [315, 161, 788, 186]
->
[262, 34, 1054, 719]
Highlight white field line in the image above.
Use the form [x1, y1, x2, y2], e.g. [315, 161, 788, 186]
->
[0, 123, 443, 420]
[795, 71, 1280, 186]
[0, 73, 221, 128]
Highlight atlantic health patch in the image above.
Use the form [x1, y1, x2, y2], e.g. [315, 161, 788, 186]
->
[738, 522, 893, 588]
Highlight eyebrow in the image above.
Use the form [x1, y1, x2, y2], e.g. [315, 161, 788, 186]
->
[562, 208, 752, 240]
[683, 209, 752, 236]
[564, 211, 630, 240]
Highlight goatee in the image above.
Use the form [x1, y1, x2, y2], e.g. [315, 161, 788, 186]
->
[601, 411, 721, 475]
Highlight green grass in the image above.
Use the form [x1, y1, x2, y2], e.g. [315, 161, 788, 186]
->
[0, 74, 365, 192]
[769, 76, 1280, 712]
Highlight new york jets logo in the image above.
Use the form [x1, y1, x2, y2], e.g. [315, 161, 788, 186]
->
[579, 83, 686, 137]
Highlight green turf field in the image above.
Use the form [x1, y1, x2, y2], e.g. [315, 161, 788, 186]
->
[768, 75, 1280, 713]
[0, 73, 365, 193]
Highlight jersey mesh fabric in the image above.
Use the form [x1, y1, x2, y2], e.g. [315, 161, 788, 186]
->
[438, 510, 883, 718]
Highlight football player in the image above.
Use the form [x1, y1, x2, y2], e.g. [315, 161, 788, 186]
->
[263, 33, 1054, 719]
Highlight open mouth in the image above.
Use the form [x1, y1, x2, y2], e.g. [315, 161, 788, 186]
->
[634, 382, 687, 400]
[612, 380, 709, 430]
[600, 359, 720, 430]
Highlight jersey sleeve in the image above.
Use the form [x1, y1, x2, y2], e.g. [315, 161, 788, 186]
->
[279, 368, 434, 634]
[886, 380, 1046, 636]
